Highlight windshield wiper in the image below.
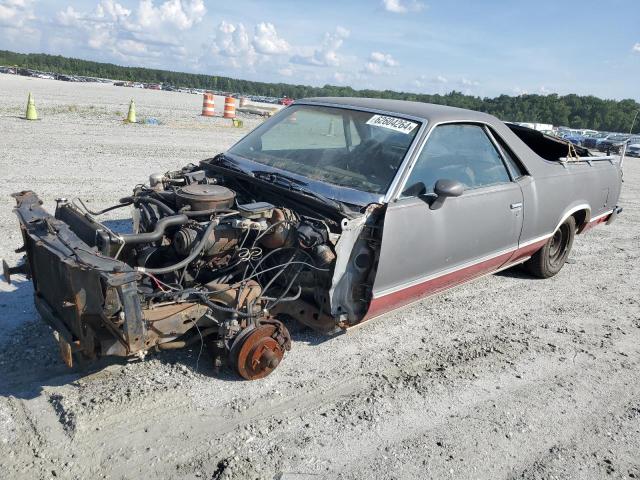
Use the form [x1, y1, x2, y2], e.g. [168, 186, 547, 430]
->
[253, 170, 344, 212]
[211, 154, 254, 177]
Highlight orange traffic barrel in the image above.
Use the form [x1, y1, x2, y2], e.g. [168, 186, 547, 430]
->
[202, 93, 215, 117]
[223, 96, 236, 119]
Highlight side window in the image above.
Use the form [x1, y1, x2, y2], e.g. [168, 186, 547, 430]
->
[492, 133, 526, 179]
[404, 124, 511, 195]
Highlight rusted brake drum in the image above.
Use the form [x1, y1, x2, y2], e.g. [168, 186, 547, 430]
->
[229, 321, 291, 380]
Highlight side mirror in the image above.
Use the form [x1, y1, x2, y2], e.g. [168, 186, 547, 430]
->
[434, 179, 464, 198]
[430, 179, 464, 210]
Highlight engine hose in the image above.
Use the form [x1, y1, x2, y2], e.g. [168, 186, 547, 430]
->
[120, 195, 176, 216]
[196, 294, 253, 318]
[119, 214, 189, 245]
[262, 285, 302, 304]
[137, 219, 216, 274]
[76, 198, 133, 216]
[149, 190, 176, 202]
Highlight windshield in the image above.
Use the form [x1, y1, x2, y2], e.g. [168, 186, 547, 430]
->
[228, 105, 422, 194]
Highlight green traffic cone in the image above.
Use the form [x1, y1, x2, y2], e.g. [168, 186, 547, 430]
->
[25, 92, 38, 120]
[125, 99, 137, 123]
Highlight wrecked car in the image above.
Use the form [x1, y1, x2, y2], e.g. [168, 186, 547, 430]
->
[4, 98, 623, 379]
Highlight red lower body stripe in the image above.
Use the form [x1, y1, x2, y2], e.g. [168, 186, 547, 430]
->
[580, 212, 611, 233]
[363, 238, 549, 321]
[361, 212, 613, 322]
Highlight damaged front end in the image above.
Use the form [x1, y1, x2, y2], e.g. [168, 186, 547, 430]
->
[5, 164, 383, 379]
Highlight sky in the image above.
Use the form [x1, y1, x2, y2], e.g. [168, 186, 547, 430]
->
[0, 0, 639, 100]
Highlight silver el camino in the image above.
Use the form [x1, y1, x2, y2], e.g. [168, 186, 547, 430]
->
[5, 98, 623, 379]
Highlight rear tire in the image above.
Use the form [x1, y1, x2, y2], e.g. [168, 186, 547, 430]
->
[525, 216, 576, 278]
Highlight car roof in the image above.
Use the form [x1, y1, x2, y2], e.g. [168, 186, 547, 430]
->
[298, 97, 497, 124]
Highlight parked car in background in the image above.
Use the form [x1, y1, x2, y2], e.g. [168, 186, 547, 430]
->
[626, 137, 640, 157]
[582, 132, 609, 149]
[598, 134, 630, 153]
[562, 133, 585, 146]
[279, 97, 294, 106]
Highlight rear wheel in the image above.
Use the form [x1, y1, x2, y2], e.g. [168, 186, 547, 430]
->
[525, 216, 576, 278]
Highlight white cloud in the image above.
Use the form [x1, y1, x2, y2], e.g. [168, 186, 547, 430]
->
[98, 0, 131, 20]
[119, 39, 149, 55]
[53, 0, 204, 62]
[363, 62, 381, 74]
[137, 0, 205, 30]
[369, 51, 397, 67]
[253, 22, 290, 55]
[211, 20, 291, 69]
[334, 72, 348, 83]
[291, 26, 350, 67]
[362, 51, 398, 75]
[213, 21, 252, 58]
[412, 74, 450, 92]
[382, 0, 425, 14]
[460, 78, 479, 87]
[633, 43, 640, 53]
[278, 67, 294, 77]
[0, 0, 35, 27]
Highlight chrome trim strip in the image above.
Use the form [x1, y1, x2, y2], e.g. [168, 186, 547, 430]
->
[554, 203, 591, 232]
[519, 234, 552, 248]
[374, 244, 518, 299]
[589, 209, 614, 222]
[387, 119, 528, 201]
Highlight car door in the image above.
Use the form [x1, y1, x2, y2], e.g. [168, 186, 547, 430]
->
[367, 123, 524, 317]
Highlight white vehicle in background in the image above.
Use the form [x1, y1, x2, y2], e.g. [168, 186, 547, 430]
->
[626, 137, 640, 157]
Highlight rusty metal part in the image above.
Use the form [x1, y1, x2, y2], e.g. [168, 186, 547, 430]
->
[58, 336, 73, 368]
[157, 327, 218, 350]
[229, 320, 291, 380]
[2, 259, 29, 284]
[206, 280, 262, 311]
[260, 208, 293, 249]
[314, 244, 336, 267]
[142, 302, 210, 348]
[270, 298, 340, 334]
[175, 184, 235, 211]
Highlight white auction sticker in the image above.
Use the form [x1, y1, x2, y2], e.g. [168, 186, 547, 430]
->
[366, 114, 418, 134]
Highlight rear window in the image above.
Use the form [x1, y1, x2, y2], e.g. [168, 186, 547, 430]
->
[507, 123, 590, 161]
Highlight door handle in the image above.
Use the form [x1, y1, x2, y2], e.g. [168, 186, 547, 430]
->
[510, 202, 523, 210]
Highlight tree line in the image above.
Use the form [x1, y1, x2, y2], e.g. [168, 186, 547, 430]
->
[1, 49, 638, 133]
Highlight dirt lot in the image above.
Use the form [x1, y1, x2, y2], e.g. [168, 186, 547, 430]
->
[1, 74, 639, 480]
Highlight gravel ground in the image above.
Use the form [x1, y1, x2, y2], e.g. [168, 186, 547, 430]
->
[0, 74, 639, 480]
